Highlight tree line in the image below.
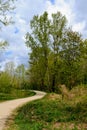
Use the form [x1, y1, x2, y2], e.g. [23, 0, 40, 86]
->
[0, 62, 29, 93]
[0, 0, 87, 93]
[25, 11, 87, 92]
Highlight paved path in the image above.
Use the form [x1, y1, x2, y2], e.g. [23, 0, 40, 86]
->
[0, 91, 46, 130]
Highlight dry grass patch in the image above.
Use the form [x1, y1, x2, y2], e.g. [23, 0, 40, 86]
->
[46, 93, 61, 100]
[52, 122, 87, 130]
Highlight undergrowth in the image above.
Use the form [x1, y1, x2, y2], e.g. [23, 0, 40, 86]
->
[0, 89, 35, 101]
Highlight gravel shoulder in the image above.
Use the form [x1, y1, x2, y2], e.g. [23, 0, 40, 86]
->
[0, 91, 46, 130]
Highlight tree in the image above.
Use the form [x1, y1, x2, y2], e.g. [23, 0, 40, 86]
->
[0, 40, 8, 57]
[79, 39, 87, 84]
[26, 12, 50, 90]
[4, 61, 15, 87]
[5, 61, 15, 76]
[16, 64, 25, 80]
[0, 0, 15, 26]
[0, 62, 15, 93]
[26, 11, 87, 92]
[49, 12, 67, 91]
[0, 71, 12, 93]
[16, 64, 25, 89]
[0, 0, 16, 50]
[26, 12, 68, 91]
[60, 29, 83, 88]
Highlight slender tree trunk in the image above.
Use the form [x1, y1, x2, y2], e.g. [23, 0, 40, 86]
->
[52, 54, 57, 92]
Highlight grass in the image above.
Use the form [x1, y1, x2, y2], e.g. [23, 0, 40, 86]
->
[0, 89, 35, 102]
[5, 85, 87, 130]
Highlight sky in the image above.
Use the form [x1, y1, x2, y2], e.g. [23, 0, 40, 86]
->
[0, 0, 87, 70]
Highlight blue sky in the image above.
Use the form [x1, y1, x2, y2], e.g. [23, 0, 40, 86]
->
[0, 0, 87, 70]
[50, 0, 55, 4]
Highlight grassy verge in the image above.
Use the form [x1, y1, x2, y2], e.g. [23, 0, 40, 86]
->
[5, 85, 87, 130]
[0, 89, 35, 102]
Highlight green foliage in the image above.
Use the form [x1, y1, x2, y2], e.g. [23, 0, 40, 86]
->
[0, 89, 35, 101]
[0, 0, 15, 26]
[26, 11, 50, 91]
[26, 11, 87, 91]
[0, 72, 12, 93]
[0, 62, 35, 99]
[0, 62, 31, 95]
[0, 64, 35, 101]
[0, 0, 15, 55]
[0, 40, 8, 49]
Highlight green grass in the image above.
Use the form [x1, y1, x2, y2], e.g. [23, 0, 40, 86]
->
[0, 89, 35, 102]
[6, 86, 87, 130]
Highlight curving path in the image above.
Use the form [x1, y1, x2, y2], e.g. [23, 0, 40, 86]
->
[0, 91, 46, 130]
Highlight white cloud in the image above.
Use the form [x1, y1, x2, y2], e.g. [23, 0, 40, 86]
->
[0, 0, 87, 70]
[46, 0, 87, 37]
[46, 0, 75, 25]
[0, 0, 48, 70]
[72, 21, 86, 33]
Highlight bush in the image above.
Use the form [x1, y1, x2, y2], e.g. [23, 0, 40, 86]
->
[21, 81, 33, 90]
[0, 72, 12, 93]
